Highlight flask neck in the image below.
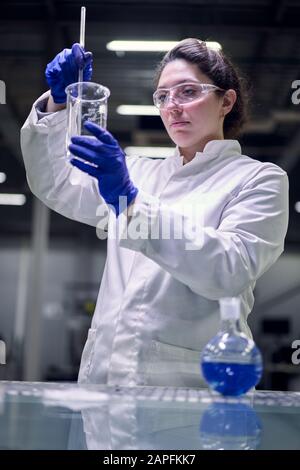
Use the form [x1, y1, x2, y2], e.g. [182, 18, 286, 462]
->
[220, 318, 240, 334]
[219, 297, 241, 334]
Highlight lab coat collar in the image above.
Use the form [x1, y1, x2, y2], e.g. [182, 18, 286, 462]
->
[173, 139, 242, 166]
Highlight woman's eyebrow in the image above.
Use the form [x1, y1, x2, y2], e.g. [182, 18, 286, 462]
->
[156, 79, 200, 89]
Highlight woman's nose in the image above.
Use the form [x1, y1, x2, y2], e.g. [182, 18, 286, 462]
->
[164, 96, 182, 111]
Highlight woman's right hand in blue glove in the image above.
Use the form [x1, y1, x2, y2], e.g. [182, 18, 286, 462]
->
[45, 43, 93, 104]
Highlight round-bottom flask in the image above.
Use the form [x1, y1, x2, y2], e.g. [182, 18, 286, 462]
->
[201, 297, 263, 396]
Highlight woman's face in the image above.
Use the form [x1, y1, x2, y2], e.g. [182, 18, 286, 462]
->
[157, 59, 235, 158]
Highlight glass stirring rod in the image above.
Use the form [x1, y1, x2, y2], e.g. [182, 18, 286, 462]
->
[78, 6, 86, 83]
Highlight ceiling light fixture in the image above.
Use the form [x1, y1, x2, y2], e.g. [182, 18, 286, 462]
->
[107, 40, 222, 52]
[0, 172, 7, 184]
[0, 193, 26, 206]
[117, 105, 159, 116]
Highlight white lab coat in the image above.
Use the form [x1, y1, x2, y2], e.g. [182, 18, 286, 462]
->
[21, 92, 289, 387]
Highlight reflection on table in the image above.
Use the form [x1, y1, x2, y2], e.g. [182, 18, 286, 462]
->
[0, 382, 300, 449]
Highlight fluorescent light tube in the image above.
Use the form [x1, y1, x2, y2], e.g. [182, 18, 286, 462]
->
[0, 193, 26, 205]
[107, 40, 221, 52]
[117, 105, 159, 116]
[0, 172, 6, 184]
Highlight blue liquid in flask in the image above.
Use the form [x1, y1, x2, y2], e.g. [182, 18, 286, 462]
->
[202, 360, 263, 396]
[201, 297, 263, 396]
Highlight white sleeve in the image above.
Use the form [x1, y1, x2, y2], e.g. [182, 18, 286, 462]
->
[119, 167, 289, 300]
[20, 91, 108, 228]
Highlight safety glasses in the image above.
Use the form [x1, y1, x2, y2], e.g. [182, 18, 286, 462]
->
[153, 82, 225, 109]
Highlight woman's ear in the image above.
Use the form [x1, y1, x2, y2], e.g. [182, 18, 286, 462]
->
[221, 89, 237, 117]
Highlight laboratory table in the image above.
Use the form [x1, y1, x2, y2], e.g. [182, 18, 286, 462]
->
[0, 381, 300, 450]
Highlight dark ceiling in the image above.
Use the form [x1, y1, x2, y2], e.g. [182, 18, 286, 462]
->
[0, 0, 300, 242]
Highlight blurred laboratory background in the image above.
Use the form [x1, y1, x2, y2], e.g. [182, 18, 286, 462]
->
[0, 0, 300, 390]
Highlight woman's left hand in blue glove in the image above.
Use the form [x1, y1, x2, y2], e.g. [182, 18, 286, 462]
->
[69, 121, 139, 216]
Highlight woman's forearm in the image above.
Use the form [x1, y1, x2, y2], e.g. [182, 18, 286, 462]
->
[46, 94, 66, 112]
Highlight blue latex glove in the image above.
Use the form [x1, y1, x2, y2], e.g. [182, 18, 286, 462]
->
[45, 43, 93, 103]
[69, 122, 139, 216]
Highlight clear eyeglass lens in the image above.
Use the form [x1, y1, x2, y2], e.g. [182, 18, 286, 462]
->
[154, 84, 216, 108]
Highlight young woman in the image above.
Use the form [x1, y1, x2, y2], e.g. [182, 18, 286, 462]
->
[21, 38, 289, 387]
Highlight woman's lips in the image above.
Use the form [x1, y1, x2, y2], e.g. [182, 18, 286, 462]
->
[170, 121, 190, 128]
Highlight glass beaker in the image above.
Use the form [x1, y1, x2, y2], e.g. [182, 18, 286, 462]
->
[65, 81, 110, 158]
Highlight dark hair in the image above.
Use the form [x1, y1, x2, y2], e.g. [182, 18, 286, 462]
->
[154, 38, 249, 139]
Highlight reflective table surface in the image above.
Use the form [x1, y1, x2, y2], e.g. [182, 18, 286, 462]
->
[0, 381, 300, 450]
